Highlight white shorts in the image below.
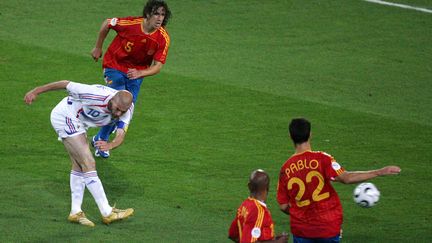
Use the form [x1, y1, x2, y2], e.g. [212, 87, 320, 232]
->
[50, 97, 86, 139]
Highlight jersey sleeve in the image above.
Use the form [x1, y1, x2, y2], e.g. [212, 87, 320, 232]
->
[108, 16, 145, 33]
[117, 102, 133, 130]
[107, 16, 134, 32]
[276, 167, 289, 205]
[154, 28, 170, 64]
[66, 83, 110, 105]
[107, 17, 119, 30]
[240, 204, 262, 243]
[66, 82, 93, 99]
[322, 153, 345, 180]
[228, 217, 239, 242]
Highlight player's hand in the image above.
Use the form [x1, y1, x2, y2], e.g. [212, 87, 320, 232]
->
[127, 68, 142, 80]
[91, 47, 103, 62]
[379, 166, 401, 175]
[24, 90, 37, 105]
[94, 140, 111, 151]
[275, 232, 288, 243]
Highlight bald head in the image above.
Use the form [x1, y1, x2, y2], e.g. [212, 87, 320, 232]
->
[109, 90, 133, 118]
[248, 169, 270, 194]
[114, 90, 133, 108]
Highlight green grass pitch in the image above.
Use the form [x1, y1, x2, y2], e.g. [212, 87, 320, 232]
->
[0, 0, 431, 242]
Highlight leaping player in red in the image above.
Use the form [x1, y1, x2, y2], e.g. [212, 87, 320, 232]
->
[91, 0, 171, 158]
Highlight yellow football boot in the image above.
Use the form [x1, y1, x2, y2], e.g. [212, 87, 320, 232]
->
[68, 211, 95, 227]
[102, 207, 134, 224]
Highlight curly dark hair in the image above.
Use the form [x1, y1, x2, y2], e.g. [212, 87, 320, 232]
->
[142, 0, 171, 27]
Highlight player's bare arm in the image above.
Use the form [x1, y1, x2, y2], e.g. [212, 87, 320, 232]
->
[377, 165, 401, 175]
[94, 128, 126, 151]
[254, 234, 288, 243]
[228, 236, 239, 243]
[335, 165, 401, 184]
[279, 203, 290, 215]
[91, 19, 110, 62]
[24, 80, 70, 104]
[127, 61, 163, 79]
[274, 233, 289, 243]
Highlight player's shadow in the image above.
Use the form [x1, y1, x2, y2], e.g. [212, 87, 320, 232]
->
[95, 158, 130, 201]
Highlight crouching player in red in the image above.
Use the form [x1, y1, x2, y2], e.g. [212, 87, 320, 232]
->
[229, 169, 288, 243]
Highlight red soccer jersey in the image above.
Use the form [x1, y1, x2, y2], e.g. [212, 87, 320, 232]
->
[103, 16, 170, 74]
[276, 151, 345, 238]
[228, 197, 275, 243]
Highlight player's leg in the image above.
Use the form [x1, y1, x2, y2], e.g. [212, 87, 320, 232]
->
[63, 135, 111, 214]
[104, 68, 127, 90]
[93, 68, 128, 157]
[315, 236, 340, 243]
[292, 236, 315, 243]
[97, 77, 141, 145]
[125, 77, 144, 103]
[292, 235, 340, 243]
[67, 167, 95, 226]
[68, 153, 85, 216]
[50, 106, 95, 226]
[63, 134, 133, 223]
[62, 134, 97, 227]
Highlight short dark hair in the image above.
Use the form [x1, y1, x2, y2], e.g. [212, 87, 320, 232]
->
[142, 0, 171, 27]
[289, 118, 311, 145]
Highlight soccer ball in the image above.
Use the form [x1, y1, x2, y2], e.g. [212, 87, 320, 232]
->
[353, 182, 380, 208]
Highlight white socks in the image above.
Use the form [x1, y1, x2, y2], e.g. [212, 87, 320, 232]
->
[70, 171, 85, 215]
[84, 171, 112, 217]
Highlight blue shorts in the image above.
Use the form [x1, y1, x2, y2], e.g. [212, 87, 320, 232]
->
[293, 235, 340, 243]
[103, 68, 143, 103]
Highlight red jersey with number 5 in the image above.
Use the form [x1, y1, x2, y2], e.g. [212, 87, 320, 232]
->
[276, 151, 345, 238]
[103, 16, 170, 74]
[228, 197, 275, 243]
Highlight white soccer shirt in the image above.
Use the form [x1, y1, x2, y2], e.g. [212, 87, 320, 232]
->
[66, 82, 132, 128]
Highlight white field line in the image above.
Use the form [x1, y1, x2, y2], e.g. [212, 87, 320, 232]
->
[364, 0, 432, 14]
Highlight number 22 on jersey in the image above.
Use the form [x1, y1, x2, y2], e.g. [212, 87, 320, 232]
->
[288, 171, 330, 207]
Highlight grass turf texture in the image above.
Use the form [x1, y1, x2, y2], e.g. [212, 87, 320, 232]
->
[1, 0, 431, 242]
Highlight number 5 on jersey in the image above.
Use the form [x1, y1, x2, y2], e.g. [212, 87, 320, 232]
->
[124, 41, 134, 52]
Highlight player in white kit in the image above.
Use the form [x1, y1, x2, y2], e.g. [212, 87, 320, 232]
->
[24, 80, 134, 227]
